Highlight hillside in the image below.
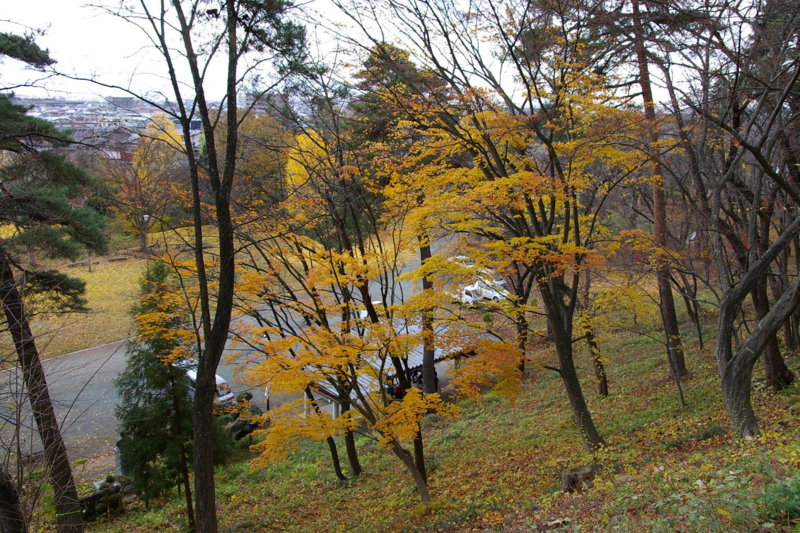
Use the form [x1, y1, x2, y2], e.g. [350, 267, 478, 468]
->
[83, 322, 800, 533]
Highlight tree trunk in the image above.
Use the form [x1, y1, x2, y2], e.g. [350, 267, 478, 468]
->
[306, 388, 347, 480]
[413, 431, 427, 484]
[179, 445, 195, 530]
[717, 268, 800, 438]
[418, 238, 437, 394]
[0, 249, 83, 533]
[515, 307, 529, 373]
[549, 313, 605, 452]
[721, 359, 760, 438]
[342, 401, 361, 477]
[752, 280, 795, 391]
[388, 440, 430, 503]
[675, 272, 704, 351]
[169, 371, 194, 529]
[325, 437, 348, 481]
[632, 0, 687, 380]
[185, 0, 239, 527]
[0, 468, 27, 533]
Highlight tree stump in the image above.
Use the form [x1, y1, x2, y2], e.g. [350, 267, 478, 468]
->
[560, 463, 596, 493]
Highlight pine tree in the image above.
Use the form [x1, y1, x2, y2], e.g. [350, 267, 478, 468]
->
[0, 32, 106, 533]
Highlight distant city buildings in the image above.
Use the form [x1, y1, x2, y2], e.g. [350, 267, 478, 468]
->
[13, 96, 203, 157]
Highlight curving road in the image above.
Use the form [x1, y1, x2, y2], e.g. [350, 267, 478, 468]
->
[0, 339, 247, 464]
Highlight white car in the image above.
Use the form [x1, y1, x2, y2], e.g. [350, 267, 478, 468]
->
[457, 285, 481, 306]
[453, 280, 508, 306]
[478, 268, 506, 286]
[175, 360, 236, 407]
[468, 280, 509, 302]
[184, 368, 235, 407]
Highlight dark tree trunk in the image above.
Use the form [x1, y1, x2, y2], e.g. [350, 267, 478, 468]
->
[632, 0, 687, 380]
[721, 356, 760, 438]
[516, 307, 529, 373]
[179, 445, 194, 530]
[325, 437, 347, 481]
[342, 401, 361, 477]
[169, 0, 241, 529]
[545, 302, 605, 452]
[714, 214, 800, 437]
[388, 440, 430, 503]
[752, 280, 795, 391]
[674, 272, 704, 351]
[169, 372, 194, 529]
[771, 215, 794, 353]
[0, 249, 83, 533]
[305, 388, 347, 481]
[413, 432, 427, 484]
[0, 469, 27, 533]
[753, 203, 794, 391]
[418, 238, 437, 394]
[719, 277, 800, 437]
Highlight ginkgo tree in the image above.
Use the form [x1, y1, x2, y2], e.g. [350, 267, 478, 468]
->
[95, 114, 187, 251]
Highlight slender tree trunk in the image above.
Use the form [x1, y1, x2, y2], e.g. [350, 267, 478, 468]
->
[632, 0, 687, 380]
[772, 215, 794, 353]
[342, 401, 361, 477]
[179, 446, 195, 530]
[581, 272, 608, 397]
[675, 272, 704, 351]
[388, 440, 430, 503]
[139, 229, 148, 253]
[305, 388, 347, 480]
[169, 372, 194, 530]
[413, 431, 427, 484]
[325, 437, 347, 481]
[754, 206, 794, 391]
[0, 468, 27, 533]
[418, 237, 437, 394]
[549, 313, 605, 452]
[752, 280, 795, 391]
[0, 249, 83, 533]
[515, 307, 528, 373]
[179, 0, 240, 528]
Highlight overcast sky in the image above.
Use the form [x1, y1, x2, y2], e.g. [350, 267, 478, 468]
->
[2, 1, 162, 98]
[1, 0, 345, 101]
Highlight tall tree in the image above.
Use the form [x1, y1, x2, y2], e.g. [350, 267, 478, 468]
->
[332, 0, 643, 452]
[115, 261, 197, 527]
[94, 114, 188, 252]
[0, 34, 106, 533]
[652, 0, 800, 435]
[629, 0, 688, 380]
[94, 2, 305, 531]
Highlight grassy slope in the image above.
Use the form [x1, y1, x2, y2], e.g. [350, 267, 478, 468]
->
[6, 227, 214, 359]
[24, 257, 145, 356]
[84, 317, 800, 533]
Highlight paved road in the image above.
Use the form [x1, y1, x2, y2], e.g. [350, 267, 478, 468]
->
[0, 339, 249, 463]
